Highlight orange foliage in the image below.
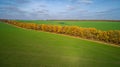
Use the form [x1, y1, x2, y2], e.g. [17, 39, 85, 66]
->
[1, 19, 120, 45]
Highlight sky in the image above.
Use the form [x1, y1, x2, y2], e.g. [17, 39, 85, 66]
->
[0, 0, 120, 20]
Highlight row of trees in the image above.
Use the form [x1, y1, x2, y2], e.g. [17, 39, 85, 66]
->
[1, 19, 120, 45]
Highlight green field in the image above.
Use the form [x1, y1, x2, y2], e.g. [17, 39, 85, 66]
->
[0, 22, 120, 67]
[16, 20, 120, 31]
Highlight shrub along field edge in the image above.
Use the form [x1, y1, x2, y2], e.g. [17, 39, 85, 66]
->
[0, 19, 120, 46]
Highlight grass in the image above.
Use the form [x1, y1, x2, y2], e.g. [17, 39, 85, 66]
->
[16, 20, 120, 31]
[0, 22, 120, 67]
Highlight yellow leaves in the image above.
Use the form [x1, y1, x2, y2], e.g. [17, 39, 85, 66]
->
[1, 19, 120, 45]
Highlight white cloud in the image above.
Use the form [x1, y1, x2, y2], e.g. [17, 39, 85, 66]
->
[95, 8, 120, 15]
[39, 5, 47, 7]
[80, 0, 93, 4]
[36, 9, 49, 14]
[66, 5, 76, 10]
[70, 0, 93, 4]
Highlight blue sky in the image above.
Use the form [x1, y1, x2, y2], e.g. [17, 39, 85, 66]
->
[0, 0, 120, 20]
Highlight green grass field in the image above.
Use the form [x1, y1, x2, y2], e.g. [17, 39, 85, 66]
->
[0, 22, 120, 67]
[16, 20, 120, 31]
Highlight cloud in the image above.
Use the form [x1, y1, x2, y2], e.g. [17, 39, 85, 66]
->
[79, 9, 89, 13]
[95, 8, 120, 15]
[59, 11, 68, 14]
[69, 0, 93, 4]
[39, 5, 47, 7]
[87, 8, 120, 20]
[79, 0, 93, 4]
[0, 12, 28, 20]
[0, 0, 30, 6]
[0, 6, 27, 14]
[14, 0, 30, 3]
[0, 0, 50, 20]
[0, 5, 29, 19]
[36, 9, 49, 14]
[28, 12, 50, 20]
[66, 5, 76, 10]
[7, 0, 30, 4]
[0, 0, 120, 20]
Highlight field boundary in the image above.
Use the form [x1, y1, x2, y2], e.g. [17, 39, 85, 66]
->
[40, 30, 120, 48]
[3, 22, 120, 48]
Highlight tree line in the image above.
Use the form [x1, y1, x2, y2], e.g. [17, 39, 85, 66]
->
[0, 19, 120, 45]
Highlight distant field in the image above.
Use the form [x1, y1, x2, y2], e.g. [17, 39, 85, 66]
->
[16, 20, 120, 31]
[0, 22, 120, 67]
